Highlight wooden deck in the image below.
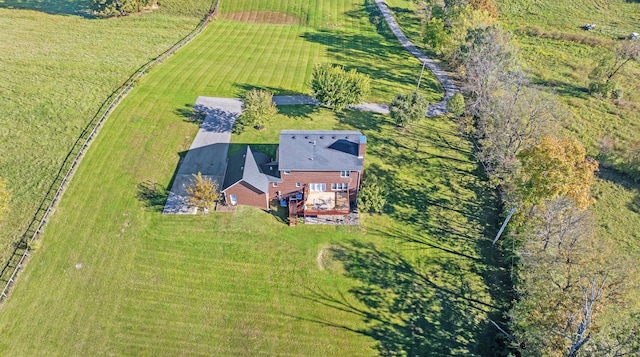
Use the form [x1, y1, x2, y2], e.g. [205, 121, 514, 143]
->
[287, 190, 350, 226]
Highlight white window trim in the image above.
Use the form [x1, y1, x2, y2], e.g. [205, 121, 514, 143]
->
[296, 182, 301, 187]
[309, 183, 326, 192]
[272, 182, 278, 187]
[283, 170, 291, 175]
[340, 170, 350, 178]
[331, 183, 348, 191]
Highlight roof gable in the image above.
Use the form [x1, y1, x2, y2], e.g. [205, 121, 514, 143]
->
[222, 146, 271, 193]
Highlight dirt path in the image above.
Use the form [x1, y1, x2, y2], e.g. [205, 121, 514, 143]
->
[374, 0, 459, 116]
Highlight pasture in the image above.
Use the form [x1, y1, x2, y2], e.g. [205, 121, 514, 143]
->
[497, 0, 640, 317]
[386, 0, 640, 331]
[0, 0, 212, 264]
[0, 0, 506, 355]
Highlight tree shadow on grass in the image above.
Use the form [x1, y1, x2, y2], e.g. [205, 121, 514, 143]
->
[296, 240, 509, 356]
[136, 181, 169, 212]
[307, 115, 512, 354]
[597, 167, 640, 214]
[335, 109, 384, 132]
[0, 0, 93, 17]
[175, 103, 208, 125]
[278, 105, 319, 120]
[233, 83, 307, 97]
[300, 28, 441, 100]
[530, 77, 590, 99]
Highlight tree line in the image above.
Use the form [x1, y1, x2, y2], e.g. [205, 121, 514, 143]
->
[454, 24, 640, 357]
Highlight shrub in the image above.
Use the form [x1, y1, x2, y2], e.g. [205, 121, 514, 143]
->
[589, 81, 616, 98]
[310, 63, 371, 111]
[235, 89, 278, 132]
[358, 175, 387, 214]
[446, 93, 465, 117]
[389, 91, 429, 127]
[612, 88, 624, 101]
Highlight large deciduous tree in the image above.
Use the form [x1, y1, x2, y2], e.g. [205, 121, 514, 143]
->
[590, 40, 640, 84]
[184, 172, 220, 213]
[511, 197, 638, 356]
[589, 40, 640, 98]
[310, 63, 371, 111]
[460, 27, 562, 186]
[389, 91, 429, 127]
[235, 89, 278, 133]
[517, 136, 598, 210]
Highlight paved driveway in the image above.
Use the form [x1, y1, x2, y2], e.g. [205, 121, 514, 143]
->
[163, 97, 241, 214]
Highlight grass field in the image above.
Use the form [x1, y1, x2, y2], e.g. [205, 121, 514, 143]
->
[385, 0, 640, 254]
[0, 0, 443, 267]
[381, 0, 640, 340]
[0, 0, 212, 264]
[496, 0, 640, 315]
[0, 0, 507, 355]
[0, 105, 504, 355]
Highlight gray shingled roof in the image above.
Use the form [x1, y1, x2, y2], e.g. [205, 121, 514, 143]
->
[222, 146, 276, 193]
[278, 130, 365, 171]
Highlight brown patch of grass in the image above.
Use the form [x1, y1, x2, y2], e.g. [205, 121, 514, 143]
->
[221, 11, 302, 25]
[519, 26, 614, 48]
[316, 245, 345, 272]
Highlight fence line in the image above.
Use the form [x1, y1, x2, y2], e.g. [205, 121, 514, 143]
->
[0, 0, 220, 303]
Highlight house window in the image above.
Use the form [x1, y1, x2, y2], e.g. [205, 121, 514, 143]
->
[309, 183, 326, 192]
[229, 194, 237, 205]
[272, 182, 278, 187]
[296, 182, 301, 188]
[340, 170, 350, 178]
[284, 170, 291, 175]
[331, 183, 348, 191]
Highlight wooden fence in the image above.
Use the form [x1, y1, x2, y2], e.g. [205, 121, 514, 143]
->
[0, 0, 220, 303]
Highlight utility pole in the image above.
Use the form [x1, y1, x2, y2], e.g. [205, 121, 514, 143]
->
[416, 59, 427, 92]
[493, 206, 516, 245]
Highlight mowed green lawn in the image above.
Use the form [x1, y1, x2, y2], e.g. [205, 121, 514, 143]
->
[0, 0, 504, 355]
[0, 105, 504, 355]
[0, 0, 211, 264]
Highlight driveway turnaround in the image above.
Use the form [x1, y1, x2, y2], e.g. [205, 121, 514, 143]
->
[163, 97, 241, 214]
[374, 0, 459, 116]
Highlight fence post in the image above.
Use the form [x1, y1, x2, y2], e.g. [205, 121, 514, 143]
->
[0, 0, 221, 305]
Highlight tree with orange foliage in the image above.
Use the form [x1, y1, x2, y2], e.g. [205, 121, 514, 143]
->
[518, 136, 598, 210]
[470, 0, 499, 18]
[517, 136, 598, 210]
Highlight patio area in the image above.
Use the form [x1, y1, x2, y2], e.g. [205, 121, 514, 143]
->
[304, 191, 349, 213]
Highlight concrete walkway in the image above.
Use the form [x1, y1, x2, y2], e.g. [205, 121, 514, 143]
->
[274, 95, 390, 114]
[374, 0, 459, 117]
[163, 97, 241, 214]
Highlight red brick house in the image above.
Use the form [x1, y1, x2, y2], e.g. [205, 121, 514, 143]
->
[221, 130, 366, 221]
